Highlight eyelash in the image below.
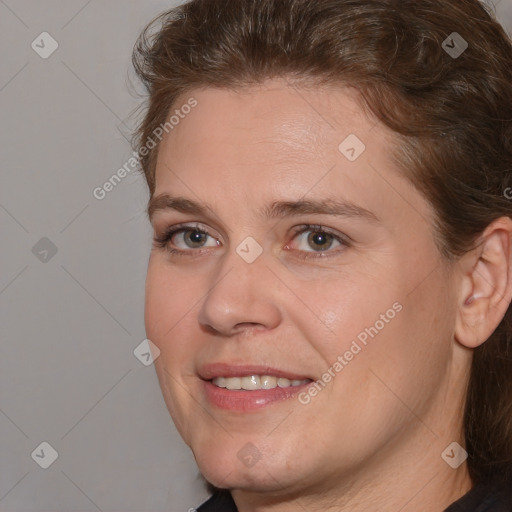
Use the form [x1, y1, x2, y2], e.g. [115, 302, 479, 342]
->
[153, 223, 351, 260]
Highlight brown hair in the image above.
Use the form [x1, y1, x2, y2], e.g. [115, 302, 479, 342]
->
[132, 0, 512, 486]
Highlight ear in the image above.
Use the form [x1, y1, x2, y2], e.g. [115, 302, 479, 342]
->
[455, 217, 512, 349]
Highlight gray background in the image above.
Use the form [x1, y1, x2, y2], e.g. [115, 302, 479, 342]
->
[1, 1, 511, 511]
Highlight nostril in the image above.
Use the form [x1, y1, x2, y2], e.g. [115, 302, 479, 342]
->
[233, 323, 265, 334]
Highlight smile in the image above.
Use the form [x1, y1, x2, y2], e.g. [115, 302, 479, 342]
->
[212, 375, 311, 390]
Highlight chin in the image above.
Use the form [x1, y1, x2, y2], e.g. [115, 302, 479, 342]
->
[196, 453, 270, 489]
[192, 437, 312, 494]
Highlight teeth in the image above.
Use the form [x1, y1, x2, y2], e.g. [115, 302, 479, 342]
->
[277, 378, 291, 388]
[225, 377, 241, 390]
[214, 377, 226, 388]
[212, 375, 309, 390]
[261, 375, 277, 389]
[241, 375, 260, 390]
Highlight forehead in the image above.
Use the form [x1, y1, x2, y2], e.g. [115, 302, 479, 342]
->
[151, 78, 434, 236]
[166, 80, 369, 155]
[155, 79, 381, 188]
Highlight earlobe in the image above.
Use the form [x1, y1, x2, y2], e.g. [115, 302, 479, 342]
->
[455, 218, 512, 349]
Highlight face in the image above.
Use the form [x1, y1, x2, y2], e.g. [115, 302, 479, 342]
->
[144, 79, 462, 497]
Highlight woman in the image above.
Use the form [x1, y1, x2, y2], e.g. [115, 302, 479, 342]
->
[132, 0, 512, 510]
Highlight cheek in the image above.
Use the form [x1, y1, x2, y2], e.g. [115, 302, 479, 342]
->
[291, 273, 404, 362]
[297, 264, 454, 398]
[349, 272, 456, 412]
[144, 261, 193, 355]
[144, 268, 168, 347]
[144, 261, 201, 438]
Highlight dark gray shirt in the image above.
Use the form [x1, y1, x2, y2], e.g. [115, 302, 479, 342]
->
[196, 483, 512, 511]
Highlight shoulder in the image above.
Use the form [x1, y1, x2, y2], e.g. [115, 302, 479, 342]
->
[196, 490, 237, 512]
[444, 481, 512, 511]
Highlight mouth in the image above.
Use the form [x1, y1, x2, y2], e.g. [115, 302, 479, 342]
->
[211, 375, 311, 390]
[199, 364, 314, 411]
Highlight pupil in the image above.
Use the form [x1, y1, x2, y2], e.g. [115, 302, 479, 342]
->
[187, 231, 206, 247]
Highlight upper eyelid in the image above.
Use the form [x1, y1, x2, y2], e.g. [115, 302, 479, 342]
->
[160, 222, 342, 235]
[158, 222, 213, 235]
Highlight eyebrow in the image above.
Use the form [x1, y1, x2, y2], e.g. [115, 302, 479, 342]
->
[147, 194, 380, 224]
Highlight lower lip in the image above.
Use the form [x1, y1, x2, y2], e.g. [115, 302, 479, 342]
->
[203, 380, 311, 411]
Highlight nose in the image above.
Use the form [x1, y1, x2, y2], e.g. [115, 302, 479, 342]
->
[197, 246, 282, 336]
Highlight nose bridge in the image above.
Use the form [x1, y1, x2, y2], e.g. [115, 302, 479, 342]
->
[197, 242, 281, 334]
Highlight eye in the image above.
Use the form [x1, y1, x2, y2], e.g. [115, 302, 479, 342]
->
[173, 228, 216, 250]
[153, 222, 350, 259]
[153, 223, 220, 255]
[286, 224, 349, 258]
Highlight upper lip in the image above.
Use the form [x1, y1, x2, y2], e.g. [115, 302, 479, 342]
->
[199, 363, 313, 381]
